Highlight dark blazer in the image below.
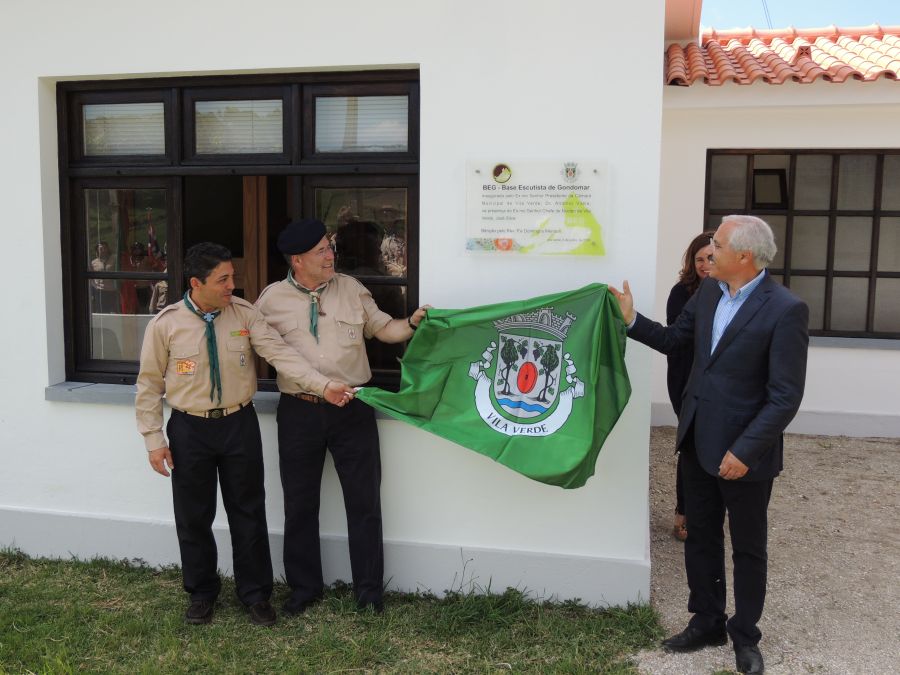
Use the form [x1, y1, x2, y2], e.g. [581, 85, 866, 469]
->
[630, 273, 809, 480]
[665, 281, 694, 415]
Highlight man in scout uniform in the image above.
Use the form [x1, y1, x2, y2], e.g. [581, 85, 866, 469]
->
[136, 242, 354, 627]
[256, 218, 427, 615]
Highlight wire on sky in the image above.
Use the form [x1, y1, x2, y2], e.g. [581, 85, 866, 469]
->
[761, 0, 774, 28]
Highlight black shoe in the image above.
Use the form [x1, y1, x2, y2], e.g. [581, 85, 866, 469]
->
[282, 594, 322, 616]
[661, 625, 727, 652]
[184, 599, 214, 625]
[734, 644, 764, 674]
[248, 600, 277, 627]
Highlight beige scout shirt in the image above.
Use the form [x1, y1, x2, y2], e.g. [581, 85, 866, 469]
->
[135, 295, 330, 451]
[255, 273, 392, 394]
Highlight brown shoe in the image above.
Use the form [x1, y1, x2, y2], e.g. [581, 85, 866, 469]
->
[185, 599, 214, 625]
[673, 513, 688, 542]
[248, 600, 277, 627]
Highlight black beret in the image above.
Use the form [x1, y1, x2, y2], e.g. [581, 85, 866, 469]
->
[277, 218, 327, 255]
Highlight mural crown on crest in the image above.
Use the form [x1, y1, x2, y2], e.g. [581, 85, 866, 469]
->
[493, 308, 576, 341]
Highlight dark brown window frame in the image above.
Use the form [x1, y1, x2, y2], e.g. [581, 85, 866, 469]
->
[69, 176, 182, 383]
[751, 168, 788, 210]
[705, 149, 900, 339]
[67, 89, 176, 167]
[182, 85, 293, 165]
[58, 70, 420, 386]
[303, 82, 419, 164]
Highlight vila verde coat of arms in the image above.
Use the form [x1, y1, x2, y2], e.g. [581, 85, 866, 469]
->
[468, 307, 585, 436]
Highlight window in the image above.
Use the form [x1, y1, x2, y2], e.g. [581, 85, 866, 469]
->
[303, 83, 418, 162]
[183, 86, 291, 163]
[59, 72, 419, 385]
[706, 150, 900, 338]
[314, 95, 408, 153]
[195, 100, 283, 154]
[79, 181, 172, 366]
[83, 102, 165, 156]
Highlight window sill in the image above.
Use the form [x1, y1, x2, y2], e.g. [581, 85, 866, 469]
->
[43, 382, 392, 418]
[45, 382, 281, 415]
[810, 337, 900, 350]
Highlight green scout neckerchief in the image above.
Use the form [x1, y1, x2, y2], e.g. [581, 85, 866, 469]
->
[287, 271, 326, 343]
[183, 291, 222, 404]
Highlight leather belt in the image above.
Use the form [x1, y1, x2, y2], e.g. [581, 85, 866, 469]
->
[178, 401, 252, 419]
[292, 392, 325, 404]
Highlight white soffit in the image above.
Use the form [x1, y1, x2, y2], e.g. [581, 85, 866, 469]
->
[665, 0, 703, 43]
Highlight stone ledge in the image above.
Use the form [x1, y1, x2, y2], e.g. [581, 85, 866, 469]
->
[44, 382, 385, 418]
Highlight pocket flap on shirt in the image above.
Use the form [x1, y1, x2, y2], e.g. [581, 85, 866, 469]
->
[334, 310, 365, 326]
[334, 311, 365, 343]
[171, 343, 200, 359]
[227, 336, 251, 352]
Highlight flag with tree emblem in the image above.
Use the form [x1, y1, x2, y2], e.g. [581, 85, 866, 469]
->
[355, 283, 631, 488]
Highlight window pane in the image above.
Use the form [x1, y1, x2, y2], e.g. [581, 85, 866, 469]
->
[834, 217, 872, 271]
[830, 278, 869, 331]
[877, 217, 900, 272]
[315, 96, 408, 153]
[705, 213, 723, 231]
[89, 280, 166, 360]
[794, 155, 832, 210]
[752, 156, 790, 209]
[753, 154, 791, 173]
[316, 187, 408, 277]
[882, 155, 900, 211]
[874, 278, 900, 332]
[195, 100, 283, 154]
[85, 188, 168, 273]
[365, 285, 407, 371]
[83, 103, 165, 156]
[791, 216, 828, 270]
[768, 215, 786, 268]
[837, 155, 876, 210]
[788, 276, 825, 330]
[708, 155, 746, 210]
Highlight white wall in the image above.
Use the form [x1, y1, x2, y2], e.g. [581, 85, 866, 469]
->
[0, 0, 665, 605]
[655, 81, 900, 436]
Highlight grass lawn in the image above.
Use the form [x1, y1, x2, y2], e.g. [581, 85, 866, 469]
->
[0, 550, 662, 673]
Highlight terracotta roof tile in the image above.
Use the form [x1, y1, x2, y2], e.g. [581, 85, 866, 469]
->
[666, 24, 900, 86]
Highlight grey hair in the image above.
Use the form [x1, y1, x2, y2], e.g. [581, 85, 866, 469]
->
[721, 215, 776, 270]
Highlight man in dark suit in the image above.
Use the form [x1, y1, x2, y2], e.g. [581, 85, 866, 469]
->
[611, 215, 809, 675]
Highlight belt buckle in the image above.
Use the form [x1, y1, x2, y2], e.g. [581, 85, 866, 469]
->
[208, 408, 224, 419]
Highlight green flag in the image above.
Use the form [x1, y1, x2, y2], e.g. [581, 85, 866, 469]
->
[356, 283, 631, 489]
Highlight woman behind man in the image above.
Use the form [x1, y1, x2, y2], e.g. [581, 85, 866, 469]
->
[667, 231, 714, 541]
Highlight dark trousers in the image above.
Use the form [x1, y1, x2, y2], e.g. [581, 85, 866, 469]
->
[681, 437, 773, 648]
[675, 452, 685, 515]
[277, 394, 383, 606]
[166, 405, 273, 606]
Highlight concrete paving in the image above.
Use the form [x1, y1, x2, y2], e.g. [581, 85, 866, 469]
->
[634, 427, 900, 675]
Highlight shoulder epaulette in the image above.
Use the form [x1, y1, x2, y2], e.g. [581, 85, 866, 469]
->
[256, 280, 287, 303]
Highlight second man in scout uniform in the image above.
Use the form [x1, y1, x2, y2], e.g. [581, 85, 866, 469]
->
[136, 242, 354, 627]
[256, 218, 427, 615]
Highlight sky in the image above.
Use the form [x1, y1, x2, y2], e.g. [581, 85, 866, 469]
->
[701, 0, 900, 31]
